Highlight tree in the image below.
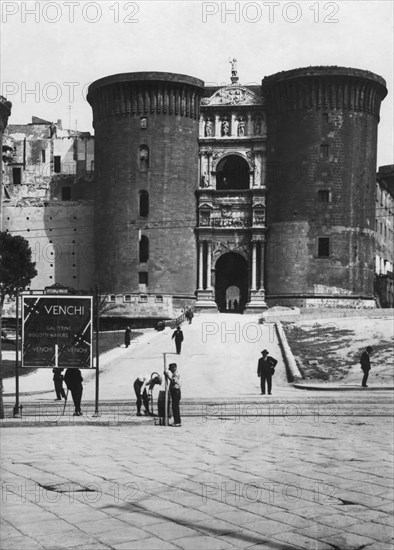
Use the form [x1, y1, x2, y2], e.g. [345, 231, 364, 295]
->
[0, 232, 37, 418]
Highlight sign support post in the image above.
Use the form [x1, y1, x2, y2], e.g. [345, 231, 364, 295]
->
[13, 291, 20, 417]
[93, 286, 100, 417]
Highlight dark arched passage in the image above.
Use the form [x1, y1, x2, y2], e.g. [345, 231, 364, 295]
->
[215, 252, 248, 312]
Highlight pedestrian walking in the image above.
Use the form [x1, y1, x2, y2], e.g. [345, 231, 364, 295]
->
[360, 346, 373, 387]
[52, 368, 66, 400]
[257, 349, 278, 395]
[185, 307, 194, 324]
[164, 363, 181, 427]
[133, 373, 162, 416]
[172, 325, 184, 354]
[64, 368, 83, 416]
[124, 326, 132, 348]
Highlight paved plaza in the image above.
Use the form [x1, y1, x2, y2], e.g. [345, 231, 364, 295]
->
[1, 315, 393, 549]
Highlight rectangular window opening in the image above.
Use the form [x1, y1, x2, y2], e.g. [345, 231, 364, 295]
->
[62, 187, 71, 201]
[318, 237, 330, 258]
[12, 167, 22, 185]
[54, 156, 61, 173]
[318, 190, 330, 202]
[320, 144, 329, 158]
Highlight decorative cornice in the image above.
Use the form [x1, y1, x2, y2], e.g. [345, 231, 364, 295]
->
[202, 85, 263, 107]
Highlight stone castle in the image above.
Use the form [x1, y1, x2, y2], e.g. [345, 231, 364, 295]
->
[1, 64, 390, 319]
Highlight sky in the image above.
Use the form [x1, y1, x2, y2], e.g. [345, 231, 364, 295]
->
[1, 0, 393, 166]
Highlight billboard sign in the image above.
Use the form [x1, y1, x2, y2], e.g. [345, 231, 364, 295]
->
[22, 296, 93, 369]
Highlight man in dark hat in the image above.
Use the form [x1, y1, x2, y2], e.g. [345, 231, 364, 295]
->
[171, 325, 184, 354]
[257, 350, 278, 395]
[164, 363, 181, 427]
[360, 346, 373, 387]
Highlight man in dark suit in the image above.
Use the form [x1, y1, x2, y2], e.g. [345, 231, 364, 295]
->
[172, 326, 184, 354]
[257, 349, 278, 395]
[64, 368, 83, 416]
[360, 346, 373, 387]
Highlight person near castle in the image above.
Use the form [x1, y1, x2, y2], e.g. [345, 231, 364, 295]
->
[360, 346, 373, 387]
[133, 373, 162, 416]
[64, 368, 83, 416]
[124, 326, 131, 348]
[172, 325, 184, 354]
[164, 363, 182, 427]
[52, 368, 66, 401]
[257, 350, 278, 395]
[185, 307, 194, 324]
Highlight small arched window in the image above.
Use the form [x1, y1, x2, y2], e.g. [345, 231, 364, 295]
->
[139, 235, 149, 263]
[139, 190, 149, 217]
[139, 145, 149, 171]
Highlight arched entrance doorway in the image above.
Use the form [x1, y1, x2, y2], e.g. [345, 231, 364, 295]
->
[216, 155, 250, 190]
[215, 252, 248, 312]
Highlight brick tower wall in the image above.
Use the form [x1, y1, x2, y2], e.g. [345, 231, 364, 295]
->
[262, 67, 387, 306]
[87, 73, 204, 298]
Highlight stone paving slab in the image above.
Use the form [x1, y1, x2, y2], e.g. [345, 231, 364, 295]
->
[1, 407, 393, 550]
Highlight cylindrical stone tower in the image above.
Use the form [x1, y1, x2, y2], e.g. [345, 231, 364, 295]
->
[262, 67, 387, 307]
[87, 72, 204, 310]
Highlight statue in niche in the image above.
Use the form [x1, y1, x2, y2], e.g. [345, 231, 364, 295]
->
[237, 117, 246, 136]
[139, 145, 149, 171]
[140, 117, 147, 129]
[205, 118, 213, 137]
[201, 172, 209, 188]
[221, 119, 230, 136]
[200, 211, 210, 226]
[253, 117, 262, 135]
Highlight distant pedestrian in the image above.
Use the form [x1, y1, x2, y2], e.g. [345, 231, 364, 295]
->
[172, 326, 184, 354]
[228, 299, 232, 310]
[52, 368, 66, 401]
[185, 308, 194, 324]
[164, 363, 181, 427]
[257, 350, 278, 395]
[233, 299, 238, 311]
[134, 373, 162, 416]
[360, 346, 373, 387]
[124, 326, 132, 348]
[64, 368, 83, 416]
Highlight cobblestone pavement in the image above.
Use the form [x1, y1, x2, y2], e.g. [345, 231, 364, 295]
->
[1, 394, 393, 550]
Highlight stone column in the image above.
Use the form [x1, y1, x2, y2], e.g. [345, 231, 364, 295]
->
[207, 242, 212, 289]
[198, 242, 204, 290]
[231, 114, 237, 136]
[215, 115, 220, 137]
[251, 241, 257, 291]
[199, 115, 205, 137]
[247, 113, 253, 135]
